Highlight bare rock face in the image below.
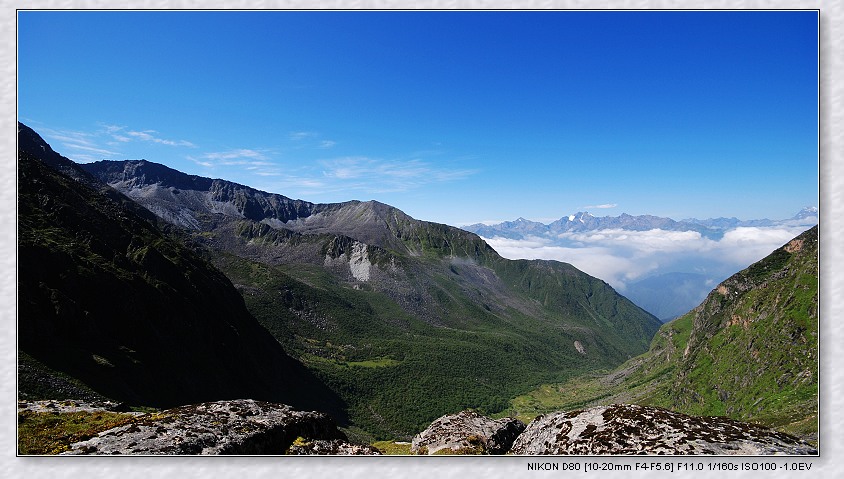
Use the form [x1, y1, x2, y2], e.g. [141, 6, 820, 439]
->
[411, 410, 526, 455]
[63, 399, 351, 455]
[510, 404, 818, 455]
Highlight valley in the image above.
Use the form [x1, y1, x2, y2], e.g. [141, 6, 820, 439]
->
[16, 121, 818, 451]
[18, 123, 662, 441]
[501, 225, 819, 444]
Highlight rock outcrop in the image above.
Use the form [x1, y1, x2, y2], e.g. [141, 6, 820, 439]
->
[286, 439, 382, 455]
[510, 404, 818, 455]
[63, 399, 360, 455]
[411, 410, 526, 455]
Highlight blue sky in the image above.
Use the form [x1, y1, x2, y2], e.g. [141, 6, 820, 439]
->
[18, 10, 818, 226]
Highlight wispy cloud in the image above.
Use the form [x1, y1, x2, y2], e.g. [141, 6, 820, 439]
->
[39, 127, 121, 162]
[289, 131, 317, 141]
[188, 148, 279, 176]
[318, 156, 478, 193]
[124, 130, 196, 147]
[101, 125, 196, 147]
[201, 149, 270, 162]
[582, 203, 618, 210]
[288, 130, 336, 150]
[36, 123, 199, 163]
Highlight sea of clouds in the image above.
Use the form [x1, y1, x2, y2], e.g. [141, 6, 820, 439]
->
[483, 225, 814, 294]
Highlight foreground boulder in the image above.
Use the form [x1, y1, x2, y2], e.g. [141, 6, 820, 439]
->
[510, 404, 818, 455]
[411, 410, 526, 455]
[63, 399, 360, 455]
[287, 439, 382, 455]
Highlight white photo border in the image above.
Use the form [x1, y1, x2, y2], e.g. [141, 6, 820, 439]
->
[2, 2, 838, 478]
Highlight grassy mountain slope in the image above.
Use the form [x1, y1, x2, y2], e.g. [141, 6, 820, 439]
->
[79, 157, 663, 439]
[198, 218, 662, 438]
[17, 123, 344, 418]
[503, 225, 819, 442]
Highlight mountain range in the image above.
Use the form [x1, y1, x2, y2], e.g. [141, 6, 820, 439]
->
[462, 208, 818, 321]
[463, 208, 818, 241]
[17, 122, 662, 439]
[16, 121, 819, 450]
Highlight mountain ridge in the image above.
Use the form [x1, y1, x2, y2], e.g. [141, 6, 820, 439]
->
[73, 154, 662, 437]
[17, 123, 345, 418]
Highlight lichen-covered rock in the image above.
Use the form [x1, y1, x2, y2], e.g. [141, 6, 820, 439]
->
[411, 410, 526, 455]
[510, 404, 818, 455]
[62, 399, 347, 455]
[286, 439, 382, 455]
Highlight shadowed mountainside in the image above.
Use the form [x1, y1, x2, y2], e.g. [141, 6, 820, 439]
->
[17, 122, 345, 420]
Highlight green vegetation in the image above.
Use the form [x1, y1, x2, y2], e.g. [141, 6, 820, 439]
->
[499, 226, 819, 444]
[371, 440, 412, 455]
[211, 251, 657, 439]
[17, 410, 136, 455]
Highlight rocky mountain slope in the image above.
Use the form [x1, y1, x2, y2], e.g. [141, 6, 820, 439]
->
[650, 225, 818, 428]
[505, 225, 819, 443]
[17, 123, 344, 418]
[76, 154, 662, 439]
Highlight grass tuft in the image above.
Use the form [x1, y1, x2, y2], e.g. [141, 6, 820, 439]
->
[17, 410, 137, 455]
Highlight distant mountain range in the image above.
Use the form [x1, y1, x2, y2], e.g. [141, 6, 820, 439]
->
[18, 122, 662, 439]
[463, 208, 818, 241]
[462, 208, 817, 321]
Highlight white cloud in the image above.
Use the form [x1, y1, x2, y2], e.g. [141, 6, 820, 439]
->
[62, 143, 120, 156]
[289, 131, 316, 141]
[40, 127, 120, 161]
[715, 227, 806, 265]
[189, 149, 281, 178]
[287, 130, 337, 150]
[125, 130, 196, 147]
[582, 203, 618, 209]
[483, 224, 813, 292]
[202, 149, 269, 162]
[485, 235, 646, 291]
[318, 156, 477, 193]
[41, 123, 198, 162]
